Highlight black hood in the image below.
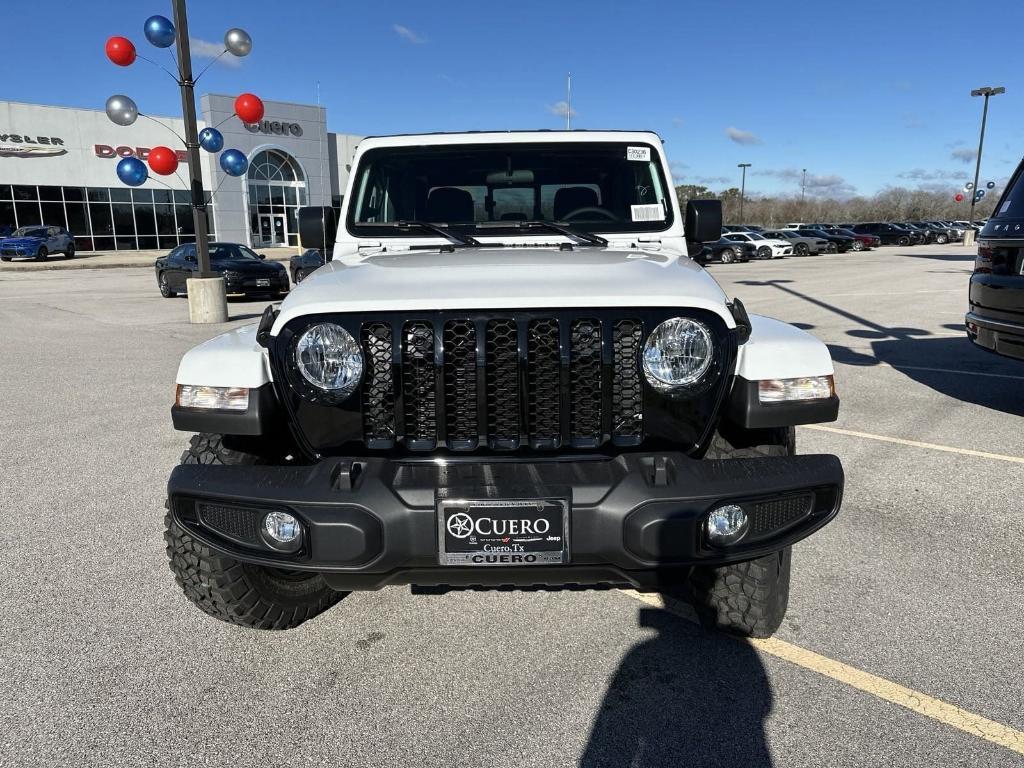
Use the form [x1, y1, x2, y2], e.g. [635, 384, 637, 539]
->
[213, 258, 284, 273]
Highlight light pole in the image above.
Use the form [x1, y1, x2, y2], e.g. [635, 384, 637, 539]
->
[968, 86, 1004, 233]
[801, 168, 807, 206]
[738, 163, 751, 223]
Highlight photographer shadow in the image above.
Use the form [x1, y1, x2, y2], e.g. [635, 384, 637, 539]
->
[581, 607, 773, 767]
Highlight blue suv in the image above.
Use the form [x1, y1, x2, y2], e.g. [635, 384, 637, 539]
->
[0, 225, 76, 261]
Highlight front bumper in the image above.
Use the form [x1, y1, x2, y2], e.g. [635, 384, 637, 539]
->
[168, 451, 843, 590]
[966, 311, 1024, 360]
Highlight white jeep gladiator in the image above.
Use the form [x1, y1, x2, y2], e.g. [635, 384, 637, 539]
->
[165, 130, 843, 638]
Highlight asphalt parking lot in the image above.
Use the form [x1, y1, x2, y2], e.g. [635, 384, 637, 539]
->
[1, 244, 1022, 767]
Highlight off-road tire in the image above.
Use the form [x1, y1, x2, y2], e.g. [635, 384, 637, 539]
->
[164, 433, 346, 630]
[682, 426, 795, 637]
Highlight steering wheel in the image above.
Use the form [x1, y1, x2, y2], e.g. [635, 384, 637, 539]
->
[562, 206, 618, 222]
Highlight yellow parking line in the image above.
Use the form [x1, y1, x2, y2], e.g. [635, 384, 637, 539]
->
[802, 424, 1024, 464]
[620, 590, 1024, 757]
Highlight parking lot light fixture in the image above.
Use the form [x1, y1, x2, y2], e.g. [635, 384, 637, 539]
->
[738, 163, 751, 223]
[967, 86, 1005, 237]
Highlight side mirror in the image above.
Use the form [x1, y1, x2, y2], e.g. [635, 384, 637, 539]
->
[257, 252, 266, 260]
[685, 199, 723, 244]
[185, 254, 196, 262]
[298, 206, 339, 262]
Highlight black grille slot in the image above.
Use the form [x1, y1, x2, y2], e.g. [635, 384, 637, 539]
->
[361, 323, 396, 446]
[569, 319, 602, 446]
[527, 319, 561, 447]
[401, 321, 437, 448]
[197, 502, 261, 545]
[486, 319, 521, 449]
[443, 320, 478, 449]
[750, 495, 813, 536]
[612, 319, 644, 441]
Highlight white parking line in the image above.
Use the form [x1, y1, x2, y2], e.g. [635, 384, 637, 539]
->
[885, 363, 1024, 381]
[802, 424, 1024, 464]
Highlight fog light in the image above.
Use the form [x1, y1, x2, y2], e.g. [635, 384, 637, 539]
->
[263, 511, 302, 545]
[706, 504, 748, 546]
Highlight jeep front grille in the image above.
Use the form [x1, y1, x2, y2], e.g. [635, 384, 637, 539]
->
[358, 315, 645, 451]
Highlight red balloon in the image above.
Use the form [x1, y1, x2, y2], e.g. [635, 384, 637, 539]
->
[234, 93, 265, 124]
[954, 193, 964, 202]
[148, 146, 179, 176]
[105, 36, 136, 66]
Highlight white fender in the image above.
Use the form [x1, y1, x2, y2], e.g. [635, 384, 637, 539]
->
[175, 324, 273, 388]
[735, 314, 834, 380]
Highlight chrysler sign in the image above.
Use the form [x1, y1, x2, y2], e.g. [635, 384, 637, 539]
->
[245, 120, 303, 137]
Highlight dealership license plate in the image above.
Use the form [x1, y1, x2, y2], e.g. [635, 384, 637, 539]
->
[255, 278, 271, 287]
[437, 498, 569, 566]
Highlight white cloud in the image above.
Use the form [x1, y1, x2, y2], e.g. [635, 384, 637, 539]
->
[671, 116, 685, 126]
[753, 167, 856, 197]
[951, 147, 978, 163]
[548, 101, 577, 119]
[189, 37, 240, 67]
[393, 24, 426, 44]
[897, 168, 966, 182]
[725, 126, 761, 145]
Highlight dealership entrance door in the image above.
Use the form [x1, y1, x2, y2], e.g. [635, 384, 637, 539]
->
[258, 214, 286, 246]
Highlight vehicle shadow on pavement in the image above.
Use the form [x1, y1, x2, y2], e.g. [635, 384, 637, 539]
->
[737, 279, 1024, 417]
[580, 608, 773, 767]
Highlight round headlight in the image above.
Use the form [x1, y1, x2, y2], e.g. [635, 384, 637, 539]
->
[642, 318, 714, 390]
[295, 323, 363, 397]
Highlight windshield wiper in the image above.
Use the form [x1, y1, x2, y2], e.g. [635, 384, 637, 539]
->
[392, 220, 480, 247]
[513, 220, 608, 247]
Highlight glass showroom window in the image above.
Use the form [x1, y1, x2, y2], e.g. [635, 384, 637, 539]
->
[0, 185, 214, 252]
[246, 149, 306, 247]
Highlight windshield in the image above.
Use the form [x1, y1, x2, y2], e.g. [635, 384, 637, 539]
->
[12, 227, 46, 237]
[347, 141, 672, 237]
[209, 243, 261, 261]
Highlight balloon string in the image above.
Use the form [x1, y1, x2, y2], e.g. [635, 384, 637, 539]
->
[212, 111, 241, 130]
[138, 112, 187, 146]
[135, 53, 181, 84]
[193, 49, 228, 85]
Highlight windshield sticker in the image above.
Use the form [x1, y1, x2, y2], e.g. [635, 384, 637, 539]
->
[626, 146, 651, 162]
[631, 204, 664, 222]
[1000, 200, 1012, 214]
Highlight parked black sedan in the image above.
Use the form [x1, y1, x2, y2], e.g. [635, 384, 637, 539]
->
[289, 248, 326, 283]
[793, 228, 855, 253]
[697, 237, 755, 264]
[154, 242, 290, 299]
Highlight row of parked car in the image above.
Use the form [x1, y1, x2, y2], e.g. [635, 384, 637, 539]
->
[697, 219, 985, 264]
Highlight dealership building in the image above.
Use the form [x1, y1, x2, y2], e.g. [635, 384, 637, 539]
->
[0, 96, 361, 251]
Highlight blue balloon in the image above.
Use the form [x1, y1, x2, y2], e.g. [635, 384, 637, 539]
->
[144, 15, 176, 48]
[116, 157, 148, 187]
[220, 148, 248, 177]
[198, 127, 224, 153]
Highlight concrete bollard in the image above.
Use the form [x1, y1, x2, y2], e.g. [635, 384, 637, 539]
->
[186, 277, 229, 324]
[963, 230, 977, 247]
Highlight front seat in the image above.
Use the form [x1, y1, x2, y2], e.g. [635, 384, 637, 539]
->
[553, 186, 599, 221]
[425, 187, 475, 222]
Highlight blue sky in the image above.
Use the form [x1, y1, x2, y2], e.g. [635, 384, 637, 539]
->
[5, 0, 1023, 198]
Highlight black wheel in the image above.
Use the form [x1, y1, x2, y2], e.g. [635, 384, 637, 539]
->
[825, 242, 837, 254]
[851, 240, 864, 251]
[720, 248, 735, 264]
[35, 246, 48, 261]
[64, 245, 75, 259]
[0, 257, 10, 262]
[936, 234, 948, 244]
[898, 236, 910, 246]
[795, 243, 809, 256]
[164, 434, 346, 630]
[757, 246, 772, 260]
[158, 272, 176, 298]
[670, 426, 795, 637]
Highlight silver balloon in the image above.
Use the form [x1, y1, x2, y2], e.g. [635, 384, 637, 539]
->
[105, 94, 139, 127]
[224, 28, 252, 57]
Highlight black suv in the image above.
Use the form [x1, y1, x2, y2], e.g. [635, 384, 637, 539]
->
[967, 163, 1024, 360]
[851, 223, 915, 246]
